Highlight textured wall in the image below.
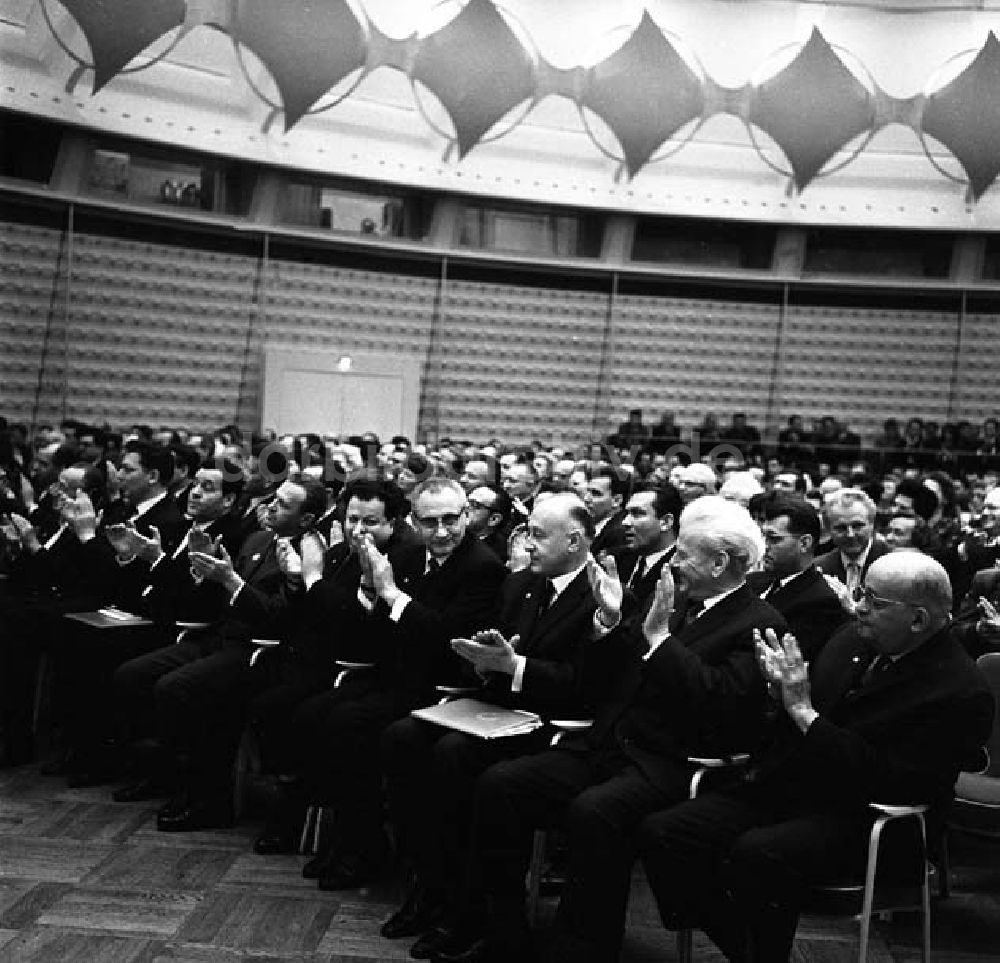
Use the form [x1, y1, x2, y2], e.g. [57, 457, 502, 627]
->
[1, 215, 996, 447]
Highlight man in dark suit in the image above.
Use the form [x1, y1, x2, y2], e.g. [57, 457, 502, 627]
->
[585, 464, 629, 556]
[610, 483, 680, 618]
[465, 483, 512, 562]
[952, 564, 1000, 658]
[748, 497, 847, 664]
[814, 489, 890, 598]
[431, 496, 786, 963]
[380, 492, 598, 955]
[113, 475, 326, 830]
[639, 553, 994, 963]
[249, 477, 422, 854]
[295, 477, 506, 890]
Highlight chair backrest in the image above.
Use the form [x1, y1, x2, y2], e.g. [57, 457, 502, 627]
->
[976, 653, 1000, 777]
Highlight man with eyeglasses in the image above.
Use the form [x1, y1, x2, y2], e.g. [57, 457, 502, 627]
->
[302, 477, 506, 890]
[465, 483, 513, 561]
[380, 492, 599, 958]
[815, 489, 890, 599]
[639, 552, 993, 963]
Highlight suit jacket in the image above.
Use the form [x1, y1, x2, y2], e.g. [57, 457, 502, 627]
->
[591, 510, 629, 557]
[952, 566, 1000, 658]
[289, 522, 423, 670]
[612, 545, 675, 619]
[573, 584, 787, 791]
[480, 566, 598, 718]
[138, 510, 249, 625]
[759, 628, 994, 814]
[814, 539, 891, 587]
[382, 533, 506, 703]
[745, 566, 847, 664]
[74, 493, 188, 604]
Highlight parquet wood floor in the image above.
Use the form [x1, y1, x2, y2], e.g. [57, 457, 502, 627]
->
[0, 765, 996, 962]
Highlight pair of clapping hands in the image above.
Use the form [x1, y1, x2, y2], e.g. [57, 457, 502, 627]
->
[585, 553, 680, 641]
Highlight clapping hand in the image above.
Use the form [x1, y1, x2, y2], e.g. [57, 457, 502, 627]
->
[328, 520, 345, 547]
[276, 537, 303, 581]
[976, 596, 1000, 640]
[361, 535, 399, 604]
[451, 629, 518, 677]
[642, 564, 676, 642]
[300, 530, 327, 588]
[587, 554, 623, 627]
[8, 513, 40, 554]
[63, 491, 101, 541]
[106, 523, 162, 563]
[755, 627, 815, 729]
[190, 540, 238, 591]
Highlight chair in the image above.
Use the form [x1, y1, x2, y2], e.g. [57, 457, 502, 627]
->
[525, 719, 594, 926]
[298, 659, 378, 855]
[947, 652, 1000, 839]
[676, 801, 932, 963]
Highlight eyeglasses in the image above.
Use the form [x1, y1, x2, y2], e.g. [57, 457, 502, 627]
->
[413, 511, 465, 531]
[859, 587, 915, 611]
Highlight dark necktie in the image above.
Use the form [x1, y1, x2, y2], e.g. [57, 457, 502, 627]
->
[536, 578, 555, 614]
[862, 654, 892, 685]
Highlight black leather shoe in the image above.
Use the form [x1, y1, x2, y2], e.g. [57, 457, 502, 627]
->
[432, 933, 533, 963]
[157, 792, 190, 819]
[156, 799, 234, 832]
[302, 850, 337, 880]
[113, 778, 171, 803]
[253, 831, 297, 856]
[381, 886, 445, 940]
[316, 852, 384, 891]
[410, 925, 461, 960]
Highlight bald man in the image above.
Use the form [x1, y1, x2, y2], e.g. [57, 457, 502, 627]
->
[640, 554, 994, 963]
[381, 493, 599, 952]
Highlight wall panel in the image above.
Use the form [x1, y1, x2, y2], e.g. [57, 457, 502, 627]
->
[778, 302, 958, 444]
[607, 293, 782, 445]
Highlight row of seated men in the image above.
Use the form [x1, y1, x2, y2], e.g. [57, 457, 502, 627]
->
[0, 438, 997, 963]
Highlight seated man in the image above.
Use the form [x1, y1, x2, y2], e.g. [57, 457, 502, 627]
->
[380, 492, 598, 954]
[429, 496, 786, 963]
[249, 477, 422, 854]
[609, 483, 680, 618]
[747, 496, 847, 664]
[465, 483, 513, 562]
[639, 553, 994, 963]
[112, 474, 326, 830]
[814, 489, 889, 598]
[288, 477, 506, 889]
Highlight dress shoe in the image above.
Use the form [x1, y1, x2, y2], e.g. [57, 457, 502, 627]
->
[112, 777, 171, 803]
[253, 831, 297, 856]
[301, 849, 338, 880]
[431, 931, 533, 963]
[317, 851, 385, 890]
[156, 799, 234, 832]
[381, 886, 445, 940]
[410, 925, 462, 960]
[157, 792, 190, 820]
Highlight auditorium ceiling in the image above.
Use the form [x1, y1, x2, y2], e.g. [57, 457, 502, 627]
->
[2, 0, 1000, 230]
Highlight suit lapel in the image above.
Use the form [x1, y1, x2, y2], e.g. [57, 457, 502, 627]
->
[240, 533, 276, 582]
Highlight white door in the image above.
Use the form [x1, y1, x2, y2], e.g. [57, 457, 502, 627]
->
[263, 349, 421, 439]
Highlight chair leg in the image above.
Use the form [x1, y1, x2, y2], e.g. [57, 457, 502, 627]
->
[675, 928, 693, 963]
[936, 830, 951, 899]
[299, 805, 318, 855]
[526, 829, 545, 927]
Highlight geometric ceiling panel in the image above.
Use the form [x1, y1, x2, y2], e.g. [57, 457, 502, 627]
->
[922, 32, 1000, 201]
[53, 0, 187, 92]
[747, 28, 876, 191]
[231, 0, 368, 129]
[581, 12, 704, 179]
[411, 0, 536, 158]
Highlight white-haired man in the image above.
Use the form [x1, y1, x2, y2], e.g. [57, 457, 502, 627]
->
[677, 462, 718, 505]
[640, 553, 994, 963]
[432, 497, 787, 963]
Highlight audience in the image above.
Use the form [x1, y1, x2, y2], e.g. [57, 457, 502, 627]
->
[1, 408, 999, 963]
